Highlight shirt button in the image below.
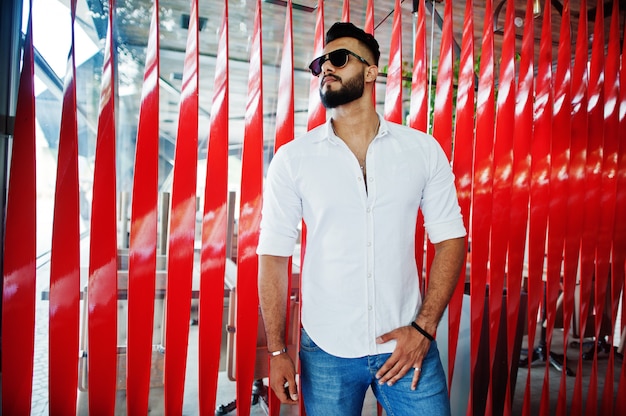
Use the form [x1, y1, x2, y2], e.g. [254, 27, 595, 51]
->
[367, 242, 372, 247]
[368, 273, 372, 278]
[368, 305, 373, 311]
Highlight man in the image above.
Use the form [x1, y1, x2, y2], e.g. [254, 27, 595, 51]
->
[257, 22, 466, 415]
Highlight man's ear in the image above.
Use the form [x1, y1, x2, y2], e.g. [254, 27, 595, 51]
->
[365, 66, 378, 82]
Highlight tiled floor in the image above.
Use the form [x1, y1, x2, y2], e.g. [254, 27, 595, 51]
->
[511, 329, 622, 416]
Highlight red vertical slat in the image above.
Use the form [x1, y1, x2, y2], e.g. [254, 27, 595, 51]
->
[87, 0, 118, 413]
[126, 0, 160, 413]
[507, 0, 534, 414]
[486, 0, 515, 413]
[408, 0, 427, 287]
[598, 2, 620, 412]
[163, 0, 199, 412]
[468, 0, 495, 412]
[425, 0, 454, 293]
[365, 0, 374, 35]
[408, 0, 427, 133]
[582, 1, 605, 414]
[565, 0, 588, 413]
[524, 2, 552, 414]
[274, 0, 295, 152]
[526, 3, 559, 414]
[449, 0, 474, 400]
[365, 0, 375, 105]
[342, 0, 349, 22]
[383, 0, 403, 124]
[48, 0, 80, 412]
[267, 2, 295, 414]
[431, 0, 453, 158]
[235, 1, 263, 414]
[306, 1, 325, 131]
[551, 2, 573, 415]
[506, 0, 534, 413]
[408, 0, 428, 292]
[198, 2, 229, 414]
[613, 14, 626, 416]
[430, 0, 459, 391]
[1, 5, 36, 414]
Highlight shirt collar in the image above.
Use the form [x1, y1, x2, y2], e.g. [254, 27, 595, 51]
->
[317, 112, 389, 144]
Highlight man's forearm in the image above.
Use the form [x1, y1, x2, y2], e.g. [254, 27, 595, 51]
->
[258, 255, 291, 351]
[415, 237, 466, 335]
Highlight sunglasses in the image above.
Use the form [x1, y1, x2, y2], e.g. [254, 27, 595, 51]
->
[308, 48, 371, 77]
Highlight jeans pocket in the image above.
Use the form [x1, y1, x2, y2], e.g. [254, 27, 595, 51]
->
[299, 328, 321, 352]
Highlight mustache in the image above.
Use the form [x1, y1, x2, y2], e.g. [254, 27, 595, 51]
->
[321, 74, 340, 84]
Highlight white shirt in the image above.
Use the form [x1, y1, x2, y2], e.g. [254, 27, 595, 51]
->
[257, 115, 466, 358]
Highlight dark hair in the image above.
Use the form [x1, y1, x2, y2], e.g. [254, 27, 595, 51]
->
[325, 22, 380, 66]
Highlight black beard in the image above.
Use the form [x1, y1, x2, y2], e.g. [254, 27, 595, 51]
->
[319, 73, 365, 109]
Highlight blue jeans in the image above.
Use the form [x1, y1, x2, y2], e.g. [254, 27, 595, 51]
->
[299, 328, 451, 416]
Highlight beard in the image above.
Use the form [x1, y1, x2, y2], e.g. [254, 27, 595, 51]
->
[319, 72, 365, 109]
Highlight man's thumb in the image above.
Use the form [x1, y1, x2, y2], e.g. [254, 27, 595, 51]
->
[376, 331, 392, 344]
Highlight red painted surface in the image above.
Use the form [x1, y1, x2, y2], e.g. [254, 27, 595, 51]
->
[306, 1, 325, 131]
[505, 0, 534, 413]
[469, 0, 495, 411]
[163, 0, 200, 413]
[598, 2, 620, 414]
[267, 2, 296, 414]
[613, 11, 626, 416]
[383, 0, 403, 124]
[552, 2, 573, 414]
[487, 0, 515, 412]
[198, 3, 229, 414]
[365, 0, 375, 105]
[2, 6, 36, 414]
[409, 0, 427, 291]
[126, 1, 160, 413]
[582, 2, 605, 414]
[49, 1, 80, 413]
[87, 0, 118, 413]
[432, 0, 453, 159]
[235, 1, 264, 414]
[449, 0, 474, 397]
[566, 1, 588, 414]
[532, 5, 553, 415]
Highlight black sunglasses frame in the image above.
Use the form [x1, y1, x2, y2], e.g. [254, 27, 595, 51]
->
[308, 48, 371, 77]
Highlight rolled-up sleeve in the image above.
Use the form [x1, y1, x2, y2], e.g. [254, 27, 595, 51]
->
[257, 149, 303, 257]
[421, 142, 466, 244]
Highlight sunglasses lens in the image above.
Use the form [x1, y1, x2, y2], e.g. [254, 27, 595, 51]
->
[329, 50, 349, 68]
[309, 50, 351, 76]
[309, 57, 323, 76]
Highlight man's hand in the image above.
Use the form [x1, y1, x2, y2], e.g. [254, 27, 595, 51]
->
[268, 354, 299, 404]
[374, 325, 431, 391]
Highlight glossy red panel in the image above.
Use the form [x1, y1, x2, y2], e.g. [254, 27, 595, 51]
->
[468, 0, 495, 411]
[163, 0, 200, 413]
[449, 0, 474, 397]
[87, 0, 118, 413]
[2, 6, 36, 414]
[126, 1, 160, 413]
[235, 1, 264, 414]
[383, 0, 403, 124]
[198, 3, 229, 414]
[48, 1, 80, 412]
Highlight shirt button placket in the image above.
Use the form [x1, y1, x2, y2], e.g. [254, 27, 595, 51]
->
[366, 205, 376, 352]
